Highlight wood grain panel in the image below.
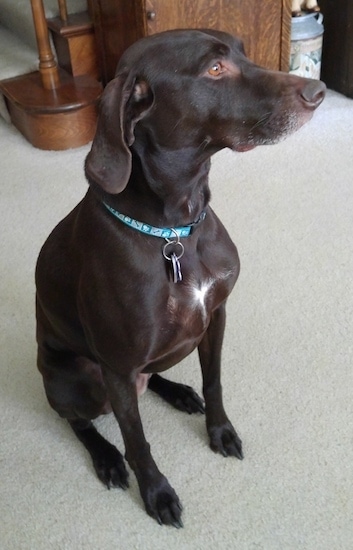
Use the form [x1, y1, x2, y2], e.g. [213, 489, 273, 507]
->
[91, 0, 146, 84]
[91, 0, 292, 83]
[7, 100, 98, 150]
[146, 0, 286, 70]
[0, 70, 102, 149]
[47, 12, 100, 78]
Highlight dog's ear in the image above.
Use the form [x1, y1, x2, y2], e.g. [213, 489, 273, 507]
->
[85, 73, 154, 194]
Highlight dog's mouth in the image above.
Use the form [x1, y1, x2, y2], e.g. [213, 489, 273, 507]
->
[234, 144, 257, 153]
[231, 105, 315, 154]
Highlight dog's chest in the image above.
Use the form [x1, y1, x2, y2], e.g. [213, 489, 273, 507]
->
[166, 270, 233, 331]
[168, 279, 212, 325]
[140, 255, 239, 372]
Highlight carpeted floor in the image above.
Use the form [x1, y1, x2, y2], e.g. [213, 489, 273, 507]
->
[0, 89, 352, 549]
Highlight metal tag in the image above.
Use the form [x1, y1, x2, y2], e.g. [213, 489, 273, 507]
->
[170, 252, 183, 283]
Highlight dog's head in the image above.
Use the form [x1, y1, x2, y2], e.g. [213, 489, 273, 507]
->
[85, 29, 325, 194]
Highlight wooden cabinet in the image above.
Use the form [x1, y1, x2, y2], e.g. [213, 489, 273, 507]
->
[90, 0, 292, 84]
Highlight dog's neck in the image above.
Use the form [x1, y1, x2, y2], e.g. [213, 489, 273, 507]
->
[108, 144, 213, 228]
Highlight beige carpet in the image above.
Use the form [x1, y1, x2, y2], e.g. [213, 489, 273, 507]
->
[0, 89, 352, 549]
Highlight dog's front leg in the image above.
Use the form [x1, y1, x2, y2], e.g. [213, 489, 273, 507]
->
[103, 368, 183, 527]
[198, 302, 243, 459]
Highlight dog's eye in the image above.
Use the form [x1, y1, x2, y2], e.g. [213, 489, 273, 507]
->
[208, 62, 224, 77]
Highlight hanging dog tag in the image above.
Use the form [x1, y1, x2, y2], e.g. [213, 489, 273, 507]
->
[171, 252, 183, 283]
[162, 237, 184, 284]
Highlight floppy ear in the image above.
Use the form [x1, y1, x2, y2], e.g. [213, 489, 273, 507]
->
[85, 73, 154, 194]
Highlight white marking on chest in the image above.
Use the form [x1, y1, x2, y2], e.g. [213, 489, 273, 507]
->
[191, 279, 214, 322]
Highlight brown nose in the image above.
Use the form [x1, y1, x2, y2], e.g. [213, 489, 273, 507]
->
[300, 79, 326, 109]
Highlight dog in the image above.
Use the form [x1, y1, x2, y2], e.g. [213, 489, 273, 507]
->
[35, 29, 325, 527]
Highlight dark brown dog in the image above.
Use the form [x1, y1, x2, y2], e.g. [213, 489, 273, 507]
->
[35, 29, 325, 527]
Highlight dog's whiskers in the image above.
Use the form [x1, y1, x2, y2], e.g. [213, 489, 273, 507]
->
[249, 112, 272, 132]
[168, 119, 182, 136]
[199, 136, 212, 150]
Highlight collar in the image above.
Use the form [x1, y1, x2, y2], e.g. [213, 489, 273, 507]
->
[103, 202, 206, 239]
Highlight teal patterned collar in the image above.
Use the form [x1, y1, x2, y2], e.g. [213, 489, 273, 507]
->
[103, 202, 206, 239]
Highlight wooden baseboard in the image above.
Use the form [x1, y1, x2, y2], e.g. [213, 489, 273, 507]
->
[0, 69, 102, 150]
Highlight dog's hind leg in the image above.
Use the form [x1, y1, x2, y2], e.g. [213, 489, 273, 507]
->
[148, 374, 205, 414]
[37, 343, 129, 489]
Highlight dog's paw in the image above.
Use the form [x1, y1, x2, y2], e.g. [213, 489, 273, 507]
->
[93, 444, 130, 490]
[208, 421, 243, 460]
[170, 384, 205, 414]
[152, 378, 205, 414]
[143, 478, 183, 528]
